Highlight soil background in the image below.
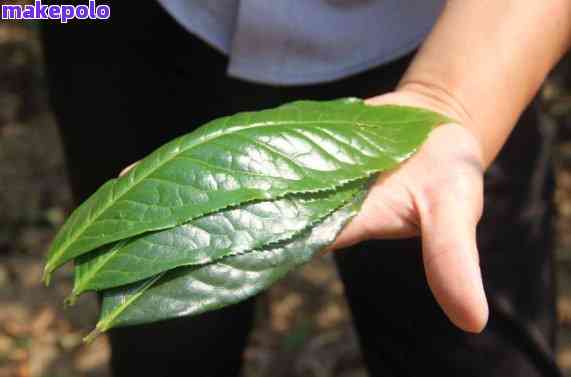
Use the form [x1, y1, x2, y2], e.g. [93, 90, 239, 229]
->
[1, 19, 571, 377]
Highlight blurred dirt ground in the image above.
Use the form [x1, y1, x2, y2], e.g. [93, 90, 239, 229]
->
[1, 20, 571, 377]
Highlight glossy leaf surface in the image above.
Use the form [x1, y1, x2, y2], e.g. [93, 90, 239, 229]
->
[44, 99, 448, 281]
[87, 192, 363, 338]
[71, 181, 365, 297]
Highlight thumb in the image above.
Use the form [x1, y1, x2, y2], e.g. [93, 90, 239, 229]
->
[419, 179, 488, 333]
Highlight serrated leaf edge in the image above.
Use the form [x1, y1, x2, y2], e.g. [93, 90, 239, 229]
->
[70, 181, 365, 297]
[85, 192, 365, 341]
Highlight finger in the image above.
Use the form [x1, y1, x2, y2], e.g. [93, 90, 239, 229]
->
[323, 212, 370, 253]
[327, 206, 418, 254]
[419, 182, 488, 333]
[327, 170, 421, 253]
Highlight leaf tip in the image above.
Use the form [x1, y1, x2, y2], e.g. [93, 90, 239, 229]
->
[440, 114, 460, 127]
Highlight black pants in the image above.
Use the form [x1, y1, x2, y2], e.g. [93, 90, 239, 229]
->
[41, 2, 560, 376]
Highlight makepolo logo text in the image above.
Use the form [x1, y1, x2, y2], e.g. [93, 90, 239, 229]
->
[1, 0, 110, 23]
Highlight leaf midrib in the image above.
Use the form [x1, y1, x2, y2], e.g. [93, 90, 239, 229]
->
[97, 273, 164, 332]
[73, 240, 129, 296]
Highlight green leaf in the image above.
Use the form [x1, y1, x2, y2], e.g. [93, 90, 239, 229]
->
[70, 180, 366, 298]
[44, 99, 448, 282]
[85, 191, 364, 341]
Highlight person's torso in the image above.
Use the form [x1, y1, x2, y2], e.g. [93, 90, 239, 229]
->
[156, 0, 445, 85]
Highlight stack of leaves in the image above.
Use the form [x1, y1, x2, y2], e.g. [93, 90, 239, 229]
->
[42, 98, 449, 342]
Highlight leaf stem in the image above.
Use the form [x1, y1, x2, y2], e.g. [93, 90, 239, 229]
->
[83, 326, 102, 344]
[64, 293, 78, 307]
[42, 266, 52, 286]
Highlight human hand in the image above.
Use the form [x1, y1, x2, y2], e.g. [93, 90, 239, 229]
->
[329, 89, 489, 333]
[118, 91, 489, 333]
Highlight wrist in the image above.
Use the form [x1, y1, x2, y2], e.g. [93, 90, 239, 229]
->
[397, 80, 473, 128]
[393, 81, 494, 169]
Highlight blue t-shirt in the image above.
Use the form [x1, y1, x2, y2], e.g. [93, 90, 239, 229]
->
[157, 0, 445, 85]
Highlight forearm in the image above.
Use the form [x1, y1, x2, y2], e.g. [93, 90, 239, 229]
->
[398, 0, 571, 167]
